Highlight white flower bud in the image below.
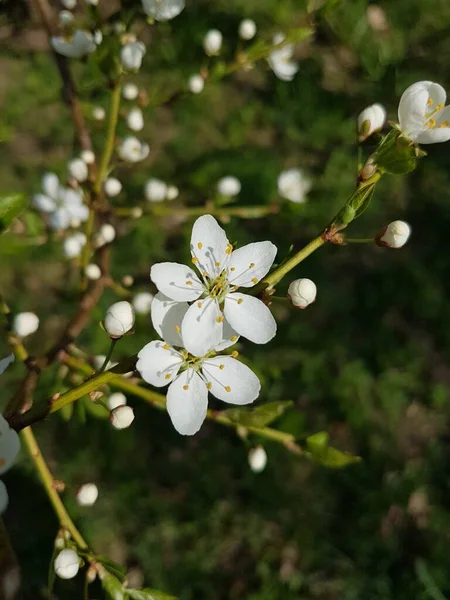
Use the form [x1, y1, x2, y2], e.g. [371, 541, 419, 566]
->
[80, 149, 95, 165]
[104, 177, 122, 198]
[118, 137, 150, 163]
[54, 549, 79, 580]
[248, 446, 267, 473]
[217, 176, 241, 197]
[110, 405, 135, 429]
[203, 29, 223, 56]
[13, 312, 39, 337]
[99, 224, 116, 244]
[59, 10, 75, 26]
[120, 41, 146, 71]
[63, 232, 86, 258]
[92, 106, 105, 121]
[357, 103, 386, 140]
[145, 178, 168, 202]
[107, 392, 127, 410]
[54, 536, 65, 550]
[239, 19, 257, 40]
[131, 207, 143, 219]
[104, 301, 135, 338]
[122, 83, 139, 100]
[132, 292, 154, 314]
[61, 0, 76, 8]
[85, 263, 102, 280]
[68, 158, 88, 183]
[122, 275, 134, 287]
[76, 483, 98, 507]
[188, 74, 204, 94]
[287, 278, 317, 309]
[94, 30, 102, 45]
[379, 220, 411, 248]
[166, 185, 179, 200]
[126, 107, 144, 132]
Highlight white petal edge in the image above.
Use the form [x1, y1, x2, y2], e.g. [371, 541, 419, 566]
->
[151, 292, 189, 347]
[136, 340, 183, 387]
[202, 356, 260, 405]
[227, 241, 277, 288]
[224, 293, 276, 345]
[150, 262, 204, 302]
[190, 215, 231, 279]
[181, 298, 223, 357]
[166, 369, 208, 435]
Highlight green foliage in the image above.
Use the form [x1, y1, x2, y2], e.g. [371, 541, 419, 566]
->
[0, 193, 27, 233]
[222, 401, 293, 428]
[305, 431, 361, 468]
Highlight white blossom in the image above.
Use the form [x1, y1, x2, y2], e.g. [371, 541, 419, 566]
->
[239, 19, 257, 40]
[76, 483, 98, 506]
[122, 83, 139, 100]
[126, 107, 144, 132]
[51, 30, 96, 58]
[63, 232, 87, 258]
[277, 168, 311, 203]
[0, 414, 20, 515]
[107, 392, 127, 410]
[188, 74, 204, 94]
[118, 136, 150, 163]
[92, 106, 105, 121]
[54, 549, 79, 580]
[120, 41, 146, 71]
[68, 158, 88, 183]
[81, 149, 95, 165]
[287, 278, 317, 309]
[94, 30, 103, 45]
[166, 185, 179, 200]
[268, 33, 299, 82]
[141, 0, 185, 21]
[13, 312, 39, 337]
[150, 215, 277, 356]
[59, 10, 75, 26]
[61, 0, 76, 9]
[358, 103, 386, 140]
[104, 177, 122, 197]
[145, 178, 168, 202]
[132, 292, 154, 314]
[33, 173, 89, 230]
[379, 220, 411, 248]
[93, 354, 115, 371]
[104, 301, 135, 338]
[85, 263, 102, 280]
[203, 29, 223, 56]
[217, 176, 241, 197]
[110, 405, 135, 429]
[398, 81, 450, 144]
[99, 223, 116, 244]
[248, 446, 267, 472]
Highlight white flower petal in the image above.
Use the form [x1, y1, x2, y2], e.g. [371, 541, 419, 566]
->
[136, 340, 183, 387]
[268, 58, 299, 81]
[214, 319, 239, 351]
[181, 298, 223, 357]
[224, 293, 276, 345]
[150, 262, 204, 302]
[0, 354, 14, 375]
[398, 81, 441, 137]
[142, 0, 185, 21]
[33, 194, 57, 213]
[0, 480, 8, 514]
[202, 356, 260, 405]
[42, 173, 60, 199]
[227, 241, 277, 288]
[151, 292, 189, 347]
[190, 215, 231, 279]
[0, 415, 20, 475]
[166, 369, 208, 435]
[48, 208, 70, 230]
[414, 127, 450, 144]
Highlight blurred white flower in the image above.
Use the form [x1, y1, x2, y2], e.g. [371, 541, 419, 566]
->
[239, 19, 257, 40]
[104, 177, 122, 197]
[277, 168, 311, 203]
[398, 81, 450, 144]
[81, 149, 95, 165]
[188, 74, 204, 94]
[93, 354, 114, 371]
[120, 41, 146, 71]
[287, 278, 317, 309]
[107, 392, 127, 410]
[92, 106, 105, 121]
[141, 0, 185, 21]
[0, 414, 20, 515]
[203, 29, 223, 56]
[33, 173, 89, 230]
[166, 185, 179, 200]
[93, 30, 102, 45]
[268, 33, 299, 82]
[51, 30, 96, 58]
[54, 549, 79, 580]
[110, 405, 135, 429]
[248, 446, 267, 472]
[0, 354, 14, 375]
[217, 176, 241, 197]
[118, 137, 150, 163]
[13, 312, 39, 337]
[126, 107, 144, 132]
[68, 158, 88, 183]
[132, 292, 154, 314]
[132, 207, 143, 219]
[358, 103, 386, 141]
[99, 223, 116, 243]
[61, 0, 76, 9]
[378, 220, 411, 248]
[58, 10, 75, 26]
[63, 232, 87, 259]
[85, 0, 99, 5]
[122, 83, 139, 100]
[85, 263, 101, 280]
[76, 483, 98, 506]
[145, 178, 168, 202]
[104, 301, 135, 338]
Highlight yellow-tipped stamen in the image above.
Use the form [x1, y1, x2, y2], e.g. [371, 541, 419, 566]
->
[237, 298, 243, 304]
[230, 335, 238, 342]
[216, 316, 224, 323]
[183, 384, 189, 390]
[219, 364, 225, 370]
[197, 242, 203, 249]
[163, 343, 170, 350]
[206, 382, 212, 390]
[231, 351, 239, 358]
[175, 325, 181, 333]
[225, 386, 231, 392]
[165, 373, 172, 380]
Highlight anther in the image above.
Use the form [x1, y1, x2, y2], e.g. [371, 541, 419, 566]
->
[163, 343, 170, 350]
[427, 98, 434, 106]
[231, 351, 239, 358]
[197, 302, 203, 308]
[237, 298, 243, 304]
[436, 103, 444, 110]
[197, 242, 203, 249]
[251, 277, 258, 284]
[439, 121, 449, 127]
[230, 267, 235, 272]
[249, 263, 255, 268]
[215, 261, 221, 267]
[165, 373, 172, 380]
[186, 280, 193, 285]
[192, 257, 198, 263]
[175, 325, 181, 332]
[219, 364, 225, 370]
[206, 382, 212, 390]
[183, 384, 189, 390]
[230, 336, 238, 342]
[225, 386, 231, 392]
[426, 118, 436, 128]
[225, 243, 233, 255]
[216, 316, 224, 323]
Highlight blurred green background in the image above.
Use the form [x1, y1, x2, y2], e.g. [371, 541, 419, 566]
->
[2, 0, 450, 598]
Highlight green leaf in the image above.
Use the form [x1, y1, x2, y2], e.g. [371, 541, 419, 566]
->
[126, 588, 178, 600]
[0, 193, 27, 233]
[102, 574, 125, 599]
[222, 401, 293, 428]
[95, 555, 127, 582]
[375, 130, 418, 175]
[306, 432, 361, 468]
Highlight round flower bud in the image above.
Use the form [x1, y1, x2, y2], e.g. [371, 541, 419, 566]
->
[131, 207, 143, 219]
[76, 483, 98, 507]
[203, 29, 223, 56]
[378, 220, 411, 248]
[68, 158, 88, 183]
[104, 177, 122, 197]
[126, 107, 144, 132]
[217, 176, 241, 197]
[357, 103, 386, 141]
[239, 19, 257, 40]
[59, 10, 75, 26]
[80, 149, 95, 165]
[287, 278, 317, 309]
[13, 312, 39, 337]
[92, 106, 105, 121]
[110, 405, 135, 429]
[63, 232, 86, 259]
[248, 446, 267, 473]
[85, 263, 101, 280]
[107, 392, 127, 411]
[145, 178, 168, 202]
[54, 549, 79, 580]
[122, 275, 134, 287]
[188, 74, 204, 94]
[166, 185, 179, 200]
[122, 83, 139, 100]
[99, 223, 116, 244]
[132, 292, 154, 314]
[61, 0, 76, 8]
[104, 301, 135, 338]
[120, 41, 146, 71]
